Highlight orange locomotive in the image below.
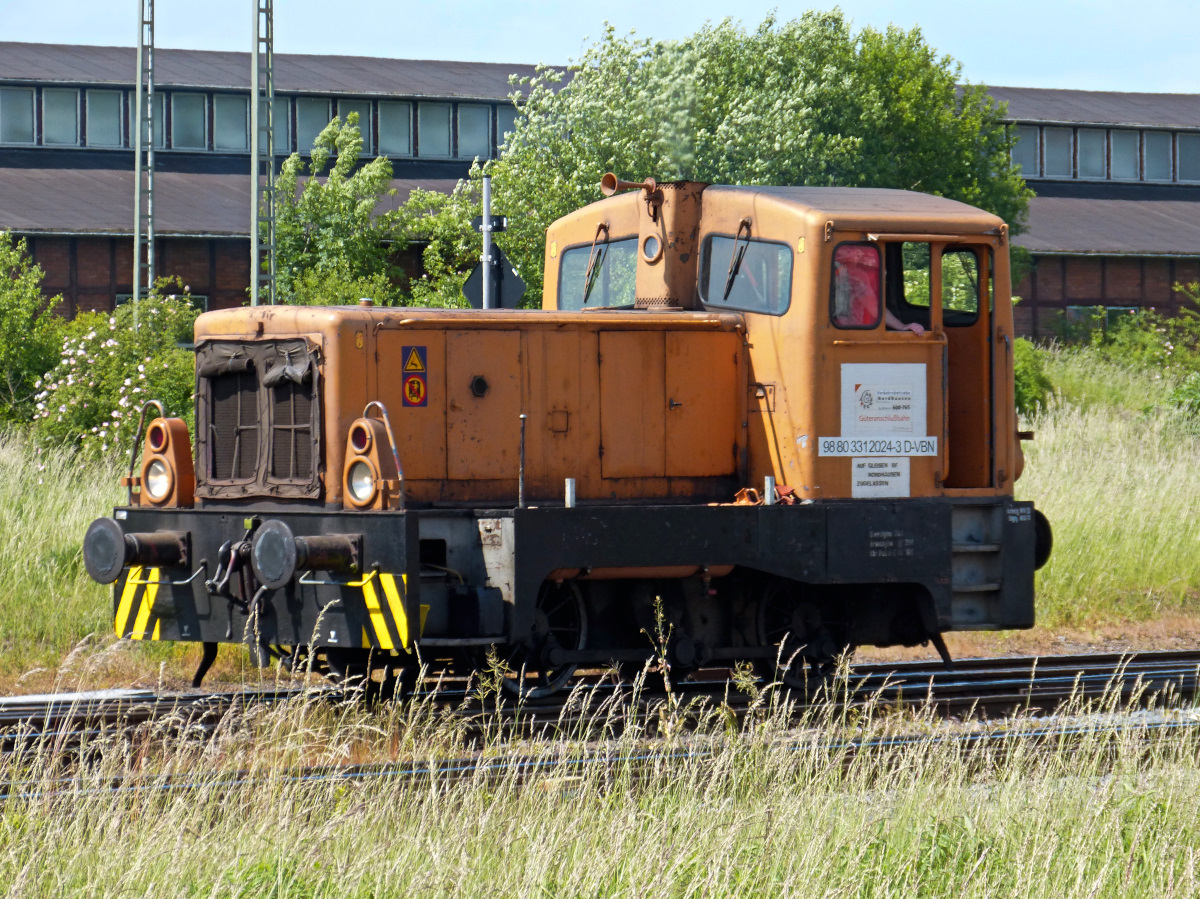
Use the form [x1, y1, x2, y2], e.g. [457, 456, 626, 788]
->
[83, 175, 1051, 695]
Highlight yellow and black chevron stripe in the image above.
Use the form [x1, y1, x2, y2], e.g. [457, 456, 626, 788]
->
[360, 573, 428, 651]
[115, 566, 162, 641]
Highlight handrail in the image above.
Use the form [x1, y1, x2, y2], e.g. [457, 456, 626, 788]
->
[363, 401, 404, 510]
[125, 399, 165, 504]
[299, 568, 379, 588]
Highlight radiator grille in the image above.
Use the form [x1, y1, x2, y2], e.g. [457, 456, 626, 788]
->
[270, 379, 314, 480]
[209, 370, 258, 480]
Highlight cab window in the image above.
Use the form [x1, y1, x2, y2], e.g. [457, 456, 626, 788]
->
[700, 235, 792, 315]
[830, 243, 881, 328]
[941, 249, 980, 326]
[557, 237, 637, 310]
[885, 243, 981, 328]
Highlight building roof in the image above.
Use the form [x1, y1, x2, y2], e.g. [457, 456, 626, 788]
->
[989, 85, 1200, 130]
[1016, 182, 1200, 257]
[0, 168, 459, 237]
[8, 167, 1198, 260]
[0, 41, 538, 100]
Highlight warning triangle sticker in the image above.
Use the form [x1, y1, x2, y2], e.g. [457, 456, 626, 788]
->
[404, 348, 425, 372]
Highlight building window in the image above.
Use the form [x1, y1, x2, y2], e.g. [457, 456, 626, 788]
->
[295, 98, 331, 154]
[457, 104, 490, 159]
[497, 105, 518, 150]
[1144, 131, 1173, 181]
[86, 90, 123, 147]
[417, 102, 451, 157]
[1043, 127, 1072, 178]
[378, 100, 411, 156]
[337, 99, 372, 154]
[129, 92, 166, 148]
[258, 97, 290, 154]
[172, 93, 207, 150]
[1178, 133, 1200, 183]
[1011, 124, 1039, 177]
[213, 94, 248, 151]
[0, 87, 35, 144]
[1077, 129, 1106, 179]
[42, 88, 79, 146]
[1110, 130, 1139, 180]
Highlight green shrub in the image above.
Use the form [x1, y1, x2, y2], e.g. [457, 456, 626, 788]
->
[33, 283, 198, 456]
[1012, 337, 1052, 416]
[1060, 307, 1200, 376]
[0, 233, 64, 423]
[1167, 370, 1200, 416]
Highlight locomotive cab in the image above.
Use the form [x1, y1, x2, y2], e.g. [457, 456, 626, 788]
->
[83, 176, 1050, 695]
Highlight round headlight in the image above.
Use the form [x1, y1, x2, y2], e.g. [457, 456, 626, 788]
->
[348, 460, 376, 503]
[144, 459, 171, 501]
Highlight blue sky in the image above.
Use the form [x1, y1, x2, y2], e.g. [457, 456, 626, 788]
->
[1, 0, 1197, 93]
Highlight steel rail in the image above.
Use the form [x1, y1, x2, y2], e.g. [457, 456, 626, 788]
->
[4, 650, 1200, 756]
[4, 713, 1199, 803]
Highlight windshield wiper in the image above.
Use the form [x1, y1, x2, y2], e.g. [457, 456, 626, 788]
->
[581, 222, 610, 304]
[722, 219, 752, 302]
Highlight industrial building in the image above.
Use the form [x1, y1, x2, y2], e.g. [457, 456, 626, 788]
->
[1, 42, 1198, 335]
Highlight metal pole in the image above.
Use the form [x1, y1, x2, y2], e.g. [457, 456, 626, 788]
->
[518, 413, 527, 508]
[249, 2, 259, 307]
[132, 0, 155, 329]
[481, 175, 493, 309]
[250, 0, 276, 305]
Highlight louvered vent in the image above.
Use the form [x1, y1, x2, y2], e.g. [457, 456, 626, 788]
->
[270, 379, 314, 480]
[209, 370, 258, 480]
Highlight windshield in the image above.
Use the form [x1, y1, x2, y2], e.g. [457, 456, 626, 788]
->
[557, 237, 638, 310]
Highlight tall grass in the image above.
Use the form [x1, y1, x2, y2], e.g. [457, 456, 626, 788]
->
[1038, 343, 1180, 412]
[1, 682, 1198, 896]
[0, 430, 123, 676]
[1018, 348, 1200, 627]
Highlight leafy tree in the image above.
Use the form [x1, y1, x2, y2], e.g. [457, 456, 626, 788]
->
[394, 181, 485, 308]
[271, 113, 406, 305]
[408, 12, 1033, 306]
[0, 233, 63, 423]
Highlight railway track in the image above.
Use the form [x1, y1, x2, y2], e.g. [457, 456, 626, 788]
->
[5, 707, 1198, 803]
[0, 685, 313, 756]
[3, 649, 1200, 801]
[3, 649, 1200, 757]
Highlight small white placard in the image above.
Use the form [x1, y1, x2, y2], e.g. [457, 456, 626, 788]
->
[841, 363, 927, 435]
[851, 457, 910, 498]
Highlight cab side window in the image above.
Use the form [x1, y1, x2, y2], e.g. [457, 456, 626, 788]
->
[941, 249, 980, 326]
[884, 242, 932, 331]
[830, 243, 881, 328]
[884, 243, 981, 328]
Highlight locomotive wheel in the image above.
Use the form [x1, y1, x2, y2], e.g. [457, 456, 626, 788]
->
[755, 581, 833, 692]
[499, 581, 587, 700]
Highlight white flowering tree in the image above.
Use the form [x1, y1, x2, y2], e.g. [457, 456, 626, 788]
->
[33, 282, 197, 456]
[405, 12, 1032, 306]
[0, 233, 63, 423]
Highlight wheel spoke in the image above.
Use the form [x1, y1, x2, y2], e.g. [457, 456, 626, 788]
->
[541, 595, 572, 619]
